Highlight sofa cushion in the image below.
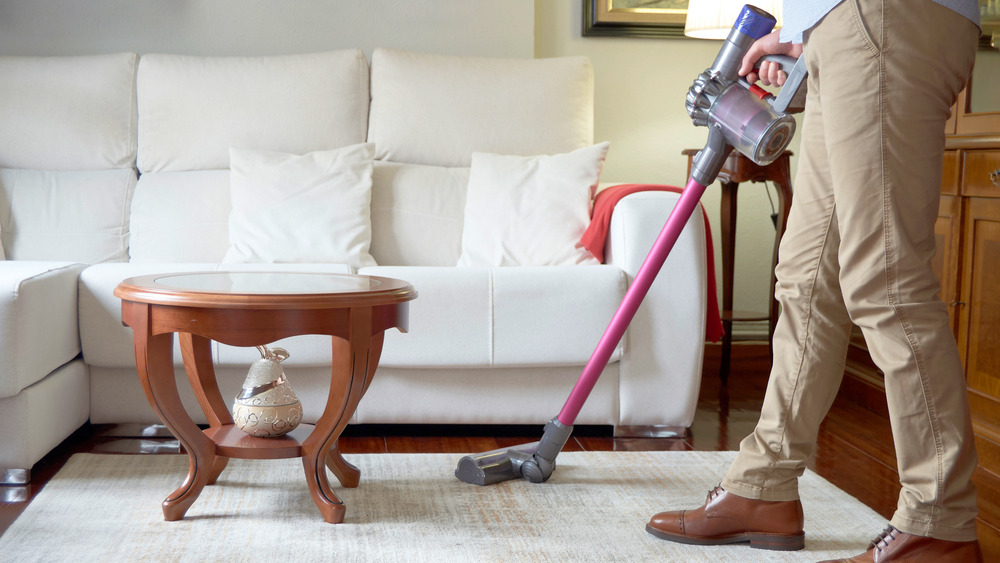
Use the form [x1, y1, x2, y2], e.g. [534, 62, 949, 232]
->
[359, 265, 626, 367]
[369, 161, 470, 267]
[368, 49, 594, 168]
[490, 265, 626, 365]
[457, 143, 608, 267]
[0, 168, 135, 263]
[0, 261, 86, 398]
[137, 50, 370, 173]
[0, 53, 138, 170]
[222, 144, 377, 268]
[128, 170, 231, 263]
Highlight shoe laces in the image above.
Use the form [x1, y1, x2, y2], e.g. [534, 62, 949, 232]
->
[705, 485, 724, 502]
[869, 525, 900, 551]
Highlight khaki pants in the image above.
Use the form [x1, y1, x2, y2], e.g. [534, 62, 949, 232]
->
[721, 0, 980, 542]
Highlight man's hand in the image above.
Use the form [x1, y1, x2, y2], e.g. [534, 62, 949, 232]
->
[739, 30, 804, 86]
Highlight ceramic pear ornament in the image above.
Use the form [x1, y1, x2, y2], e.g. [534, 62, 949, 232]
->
[232, 345, 303, 438]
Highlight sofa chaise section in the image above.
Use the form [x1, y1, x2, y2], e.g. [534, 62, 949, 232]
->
[0, 262, 89, 482]
[0, 52, 139, 482]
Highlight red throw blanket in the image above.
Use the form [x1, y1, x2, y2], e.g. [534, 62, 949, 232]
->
[580, 184, 724, 342]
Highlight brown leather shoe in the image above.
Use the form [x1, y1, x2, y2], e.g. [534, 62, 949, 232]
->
[819, 525, 983, 562]
[646, 486, 805, 551]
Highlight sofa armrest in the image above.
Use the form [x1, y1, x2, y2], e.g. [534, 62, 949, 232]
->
[604, 192, 707, 429]
[0, 261, 87, 398]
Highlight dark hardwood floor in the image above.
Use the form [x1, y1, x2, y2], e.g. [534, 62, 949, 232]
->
[0, 343, 897, 537]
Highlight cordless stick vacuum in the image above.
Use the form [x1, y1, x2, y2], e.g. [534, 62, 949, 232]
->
[455, 5, 807, 486]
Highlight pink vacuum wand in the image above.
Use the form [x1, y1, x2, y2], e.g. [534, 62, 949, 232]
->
[455, 4, 805, 485]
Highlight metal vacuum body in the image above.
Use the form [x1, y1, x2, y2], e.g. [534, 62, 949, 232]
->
[455, 4, 806, 487]
[685, 5, 806, 186]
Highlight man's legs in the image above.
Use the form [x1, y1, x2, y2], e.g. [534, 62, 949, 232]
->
[646, 11, 860, 549]
[648, 0, 981, 552]
[725, 0, 979, 541]
[719, 40, 852, 504]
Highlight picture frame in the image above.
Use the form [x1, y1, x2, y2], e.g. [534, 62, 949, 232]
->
[582, 0, 690, 39]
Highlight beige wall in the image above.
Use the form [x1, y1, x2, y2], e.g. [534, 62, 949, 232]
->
[970, 49, 1000, 113]
[536, 1, 800, 336]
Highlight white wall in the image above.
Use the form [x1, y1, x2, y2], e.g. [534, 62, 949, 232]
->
[536, 1, 799, 337]
[0, 0, 534, 58]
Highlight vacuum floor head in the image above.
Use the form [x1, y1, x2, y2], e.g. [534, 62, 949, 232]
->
[455, 443, 539, 486]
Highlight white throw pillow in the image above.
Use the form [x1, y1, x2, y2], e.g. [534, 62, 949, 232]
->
[457, 142, 609, 267]
[222, 144, 377, 269]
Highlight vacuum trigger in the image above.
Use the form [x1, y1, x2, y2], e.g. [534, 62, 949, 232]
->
[748, 83, 770, 100]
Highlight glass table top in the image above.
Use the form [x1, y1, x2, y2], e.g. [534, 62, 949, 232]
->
[115, 271, 415, 309]
[151, 272, 383, 295]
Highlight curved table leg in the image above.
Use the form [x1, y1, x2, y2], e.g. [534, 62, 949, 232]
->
[302, 308, 385, 523]
[125, 302, 219, 521]
[324, 330, 384, 489]
[325, 442, 361, 489]
[180, 332, 231, 484]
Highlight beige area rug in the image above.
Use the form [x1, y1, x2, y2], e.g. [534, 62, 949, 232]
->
[0, 451, 887, 562]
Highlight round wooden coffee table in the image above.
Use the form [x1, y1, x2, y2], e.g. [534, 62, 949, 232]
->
[114, 271, 416, 524]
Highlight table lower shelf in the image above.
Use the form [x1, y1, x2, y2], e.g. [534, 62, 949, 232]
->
[203, 423, 316, 459]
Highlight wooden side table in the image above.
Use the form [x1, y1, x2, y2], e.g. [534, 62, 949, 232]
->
[683, 149, 793, 383]
[115, 271, 416, 524]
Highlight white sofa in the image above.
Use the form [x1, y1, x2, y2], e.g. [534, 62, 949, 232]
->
[0, 49, 708, 484]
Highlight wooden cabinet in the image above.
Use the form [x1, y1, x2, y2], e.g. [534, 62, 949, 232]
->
[953, 155, 1000, 559]
[961, 195, 1000, 433]
[842, 82, 1000, 557]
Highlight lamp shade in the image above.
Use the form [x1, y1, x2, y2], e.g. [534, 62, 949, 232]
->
[684, 0, 782, 40]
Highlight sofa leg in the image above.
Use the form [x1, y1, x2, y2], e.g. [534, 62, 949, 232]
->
[2, 468, 30, 486]
[613, 425, 689, 439]
[2, 470, 29, 503]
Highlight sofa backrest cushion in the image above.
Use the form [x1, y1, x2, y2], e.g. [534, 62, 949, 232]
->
[368, 49, 594, 168]
[0, 53, 138, 170]
[0, 53, 138, 263]
[128, 170, 230, 262]
[137, 50, 370, 173]
[369, 161, 470, 267]
[0, 169, 135, 263]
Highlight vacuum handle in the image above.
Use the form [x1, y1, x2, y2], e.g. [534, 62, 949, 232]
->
[765, 55, 808, 114]
[756, 54, 799, 74]
[740, 54, 808, 115]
